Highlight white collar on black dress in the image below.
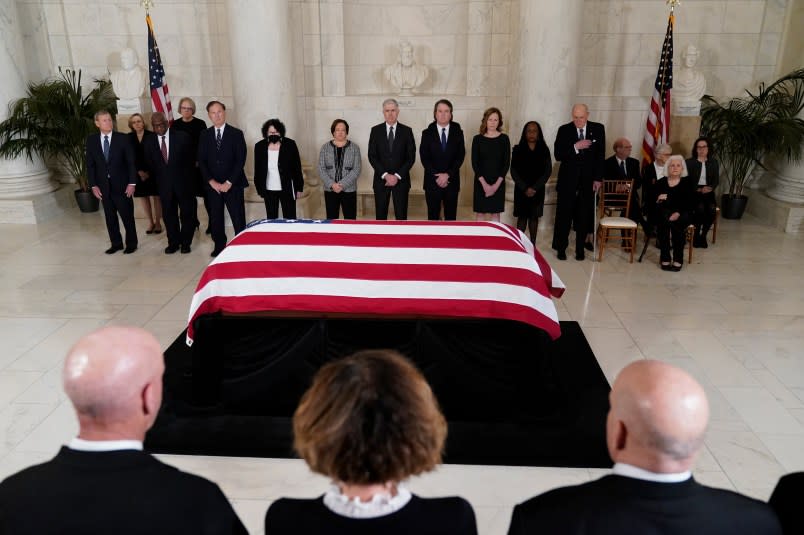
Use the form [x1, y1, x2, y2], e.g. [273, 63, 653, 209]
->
[323, 483, 412, 519]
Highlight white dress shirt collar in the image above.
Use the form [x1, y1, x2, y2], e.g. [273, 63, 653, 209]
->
[69, 437, 143, 452]
[612, 462, 691, 483]
[385, 122, 398, 136]
[436, 123, 450, 139]
[99, 131, 113, 151]
[215, 123, 227, 136]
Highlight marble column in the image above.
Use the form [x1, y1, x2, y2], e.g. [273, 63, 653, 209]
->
[225, 0, 299, 144]
[0, 1, 53, 201]
[512, 0, 584, 144]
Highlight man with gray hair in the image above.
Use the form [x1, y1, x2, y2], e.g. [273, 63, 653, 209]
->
[367, 98, 416, 219]
[0, 326, 247, 534]
[508, 360, 781, 534]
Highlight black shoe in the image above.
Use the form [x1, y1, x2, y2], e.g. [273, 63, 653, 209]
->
[584, 242, 594, 252]
[557, 250, 567, 261]
[575, 252, 585, 261]
[181, 245, 191, 254]
[164, 245, 179, 254]
[700, 236, 708, 248]
[123, 245, 137, 254]
[661, 262, 671, 271]
[105, 245, 123, 255]
[211, 248, 223, 257]
[671, 262, 682, 272]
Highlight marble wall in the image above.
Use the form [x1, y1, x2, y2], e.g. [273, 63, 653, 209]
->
[12, 0, 793, 198]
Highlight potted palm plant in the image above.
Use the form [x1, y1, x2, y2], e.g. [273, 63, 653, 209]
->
[700, 67, 804, 219]
[0, 68, 118, 212]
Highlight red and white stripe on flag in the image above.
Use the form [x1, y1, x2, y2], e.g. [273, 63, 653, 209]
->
[186, 220, 565, 345]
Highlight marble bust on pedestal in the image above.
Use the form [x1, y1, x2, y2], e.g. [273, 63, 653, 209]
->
[110, 48, 146, 113]
[384, 40, 428, 97]
[674, 44, 706, 116]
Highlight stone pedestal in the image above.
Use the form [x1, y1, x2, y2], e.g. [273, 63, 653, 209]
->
[766, 157, 804, 204]
[745, 189, 804, 233]
[670, 115, 701, 156]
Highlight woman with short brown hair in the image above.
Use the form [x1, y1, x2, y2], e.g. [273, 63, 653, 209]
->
[265, 349, 477, 534]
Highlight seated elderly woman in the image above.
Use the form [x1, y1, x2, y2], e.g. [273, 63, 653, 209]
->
[264, 349, 477, 534]
[654, 155, 694, 272]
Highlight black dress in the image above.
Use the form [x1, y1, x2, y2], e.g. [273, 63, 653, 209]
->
[472, 134, 511, 213]
[171, 117, 208, 197]
[130, 130, 157, 197]
[511, 143, 552, 219]
[654, 175, 694, 264]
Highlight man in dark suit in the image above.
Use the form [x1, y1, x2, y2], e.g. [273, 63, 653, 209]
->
[86, 110, 138, 254]
[420, 99, 466, 220]
[770, 472, 804, 534]
[603, 137, 644, 226]
[197, 100, 248, 257]
[367, 98, 416, 220]
[144, 112, 195, 254]
[508, 360, 782, 535]
[0, 326, 247, 534]
[551, 103, 605, 261]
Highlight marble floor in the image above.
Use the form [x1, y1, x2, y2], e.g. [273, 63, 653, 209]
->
[1, 200, 803, 535]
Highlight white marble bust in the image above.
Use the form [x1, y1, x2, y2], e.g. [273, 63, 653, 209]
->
[674, 44, 706, 115]
[110, 48, 146, 100]
[384, 40, 428, 97]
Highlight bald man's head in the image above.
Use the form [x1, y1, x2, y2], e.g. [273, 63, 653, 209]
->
[607, 360, 709, 472]
[63, 326, 164, 439]
[571, 104, 589, 129]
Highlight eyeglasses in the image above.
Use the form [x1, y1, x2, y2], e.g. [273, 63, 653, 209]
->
[696, 144, 708, 149]
[179, 107, 193, 111]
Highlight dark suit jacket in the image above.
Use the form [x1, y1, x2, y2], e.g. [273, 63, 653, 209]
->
[0, 447, 247, 535]
[508, 474, 781, 535]
[86, 131, 137, 196]
[604, 155, 642, 189]
[770, 472, 804, 535]
[686, 158, 720, 189]
[143, 129, 194, 198]
[367, 122, 416, 192]
[419, 121, 466, 192]
[253, 137, 304, 199]
[198, 123, 248, 189]
[553, 121, 605, 193]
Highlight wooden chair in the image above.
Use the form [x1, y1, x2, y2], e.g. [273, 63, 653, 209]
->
[596, 179, 638, 263]
[686, 205, 720, 263]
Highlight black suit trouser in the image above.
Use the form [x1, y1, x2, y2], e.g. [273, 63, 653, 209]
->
[374, 185, 409, 220]
[263, 190, 297, 220]
[693, 190, 717, 233]
[101, 192, 137, 248]
[161, 187, 196, 248]
[656, 211, 690, 264]
[207, 186, 246, 250]
[425, 187, 459, 221]
[552, 183, 594, 253]
[324, 191, 357, 219]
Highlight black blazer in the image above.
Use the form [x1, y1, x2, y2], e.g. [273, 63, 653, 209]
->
[367, 122, 416, 192]
[686, 158, 720, 189]
[770, 472, 804, 535]
[508, 475, 782, 535]
[553, 121, 606, 193]
[197, 124, 248, 189]
[419, 121, 466, 192]
[253, 137, 304, 199]
[604, 155, 642, 189]
[143, 129, 194, 198]
[0, 447, 247, 535]
[85, 131, 137, 196]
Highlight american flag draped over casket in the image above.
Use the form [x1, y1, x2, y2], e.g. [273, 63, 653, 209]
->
[186, 220, 565, 345]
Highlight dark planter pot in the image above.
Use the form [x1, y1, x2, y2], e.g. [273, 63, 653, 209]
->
[721, 194, 748, 220]
[74, 189, 99, 213]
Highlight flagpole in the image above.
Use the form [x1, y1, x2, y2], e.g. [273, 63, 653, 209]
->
[140, 0, 154, 14]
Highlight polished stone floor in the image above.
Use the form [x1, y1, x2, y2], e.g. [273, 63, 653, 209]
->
[1, 202, 803, 534]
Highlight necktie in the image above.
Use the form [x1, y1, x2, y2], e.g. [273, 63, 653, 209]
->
[620, 160, 627, 177]
[578, 128, 584, 140]
[216, 128, 222, 150]
[103, 135, 110, 162]
[441, 128, 447, 152]
[388, 126, 394, 152]
[161, 136, 168, 163]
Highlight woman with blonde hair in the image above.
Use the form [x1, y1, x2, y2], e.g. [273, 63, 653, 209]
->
[127, 113, 161, 234]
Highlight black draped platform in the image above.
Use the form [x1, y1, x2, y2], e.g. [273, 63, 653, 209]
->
[146, 318, 612, 468]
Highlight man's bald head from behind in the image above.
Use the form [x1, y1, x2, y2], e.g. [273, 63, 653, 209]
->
[607, 360, 710, 473]
[63, 326, 164, 441]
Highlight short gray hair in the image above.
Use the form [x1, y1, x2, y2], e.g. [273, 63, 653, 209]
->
[94, 109, 112, 121]
[663, 154, 689, 178]
[655, 143, 672, 156]
[382, 98, 399, 109]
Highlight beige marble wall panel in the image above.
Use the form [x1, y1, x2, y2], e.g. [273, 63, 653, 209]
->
[763, 0, 789, 33]
[758, 33, 782, 65]
[724, 1, 766, 33]
[467, 1, 492, 34]
[700, 34, 761, 65]
[301, 2, 320, 35]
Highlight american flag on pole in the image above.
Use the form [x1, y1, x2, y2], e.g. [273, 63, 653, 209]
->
[186, 220, 565, 345]
[641, 9, 674, 168]
[146, 14, 173, 124]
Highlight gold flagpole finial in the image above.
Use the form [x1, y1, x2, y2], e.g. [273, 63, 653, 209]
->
[140, 0, 154, 13]
[666, 0, 681, 10]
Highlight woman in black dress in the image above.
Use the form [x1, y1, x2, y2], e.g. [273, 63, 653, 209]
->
[264, 350, 477, 535]
[654, 155, 694, 272]
[472, 107, 510, 222]
[128, 113, 161, 234]
[511, 121, 552, 244]
[685, 136, 719, 248]
[171, 97, 209, 233]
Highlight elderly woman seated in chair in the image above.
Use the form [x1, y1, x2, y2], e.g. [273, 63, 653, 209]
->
[264, 349, 478, 535]
[654, 155, 694, 272]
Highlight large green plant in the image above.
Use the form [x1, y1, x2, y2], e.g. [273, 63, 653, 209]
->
[700, 67, 804, 198]
[0, 68, 118, 191]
